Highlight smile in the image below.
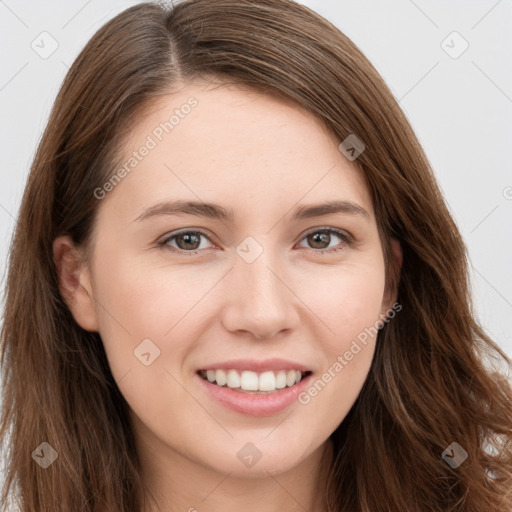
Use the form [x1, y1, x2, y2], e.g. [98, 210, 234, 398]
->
[198, 369, 312, 393]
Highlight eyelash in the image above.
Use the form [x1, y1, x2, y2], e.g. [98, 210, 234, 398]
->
[157, 227, 353, 256]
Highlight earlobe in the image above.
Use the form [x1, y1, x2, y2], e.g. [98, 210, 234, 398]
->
[52, 236, 99, 332]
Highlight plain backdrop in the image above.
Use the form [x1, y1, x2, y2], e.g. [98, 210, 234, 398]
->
[0, 0, 511, 360]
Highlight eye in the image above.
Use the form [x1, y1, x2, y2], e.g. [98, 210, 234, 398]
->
[296, 227, 352, 254]
[158, 230, 214, 255]
[158, 227, 353, 256]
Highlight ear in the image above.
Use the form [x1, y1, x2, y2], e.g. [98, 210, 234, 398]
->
[53, 235, 99, 332]
[381, 238, 402, 314]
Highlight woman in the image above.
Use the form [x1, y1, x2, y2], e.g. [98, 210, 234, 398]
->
[1, 1, 511, 510]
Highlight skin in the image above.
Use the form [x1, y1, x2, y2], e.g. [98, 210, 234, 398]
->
[54, 79, 401, 512]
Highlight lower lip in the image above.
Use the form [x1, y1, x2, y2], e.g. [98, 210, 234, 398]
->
[196, 372, 313, 417]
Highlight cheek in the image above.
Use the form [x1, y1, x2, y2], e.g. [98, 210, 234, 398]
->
[89, 257, 214, 429]
[90, 254, 224, 378]
[296, 259, 387, 339]
[292, 262, 385, 429]
[92, 253, 214, 333]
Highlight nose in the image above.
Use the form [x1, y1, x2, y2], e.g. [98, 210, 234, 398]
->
[220, 252, 300, 340]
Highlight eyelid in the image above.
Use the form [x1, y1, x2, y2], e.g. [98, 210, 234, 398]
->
[299, 226, 352, 242]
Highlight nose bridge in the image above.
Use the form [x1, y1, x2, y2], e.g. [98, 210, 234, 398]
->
[220, 244, 299, 338]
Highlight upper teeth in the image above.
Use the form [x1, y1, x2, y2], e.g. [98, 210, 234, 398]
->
[200, 369, 305, 392]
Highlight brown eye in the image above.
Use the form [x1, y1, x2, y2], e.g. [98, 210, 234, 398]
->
[306, 231, 331, 249]
[298, 228, 351, 253]
[159, 230, 214, 254]
[175, 232, 201, 250]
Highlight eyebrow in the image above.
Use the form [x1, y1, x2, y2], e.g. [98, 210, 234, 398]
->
[133, 199, 370, 223]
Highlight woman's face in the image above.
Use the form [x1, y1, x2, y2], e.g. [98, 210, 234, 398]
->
[67, 81, 399, 483]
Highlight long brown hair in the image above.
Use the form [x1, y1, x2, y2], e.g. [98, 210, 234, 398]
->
[1, 1, 511, 510]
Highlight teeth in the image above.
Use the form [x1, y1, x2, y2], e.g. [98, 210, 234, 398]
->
[240, 370, 259, 391]
[258, 371, 275, 391]
[200, 369, 308, 392]
[275, 370, 287, 389]
[226, 369, 241, 388]
[215, 369, 227, 387]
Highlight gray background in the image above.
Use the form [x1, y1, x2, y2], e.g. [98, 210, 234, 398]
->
[1, 0, 511, 364]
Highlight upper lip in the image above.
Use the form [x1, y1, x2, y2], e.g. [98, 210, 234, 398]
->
[198, 358, 311, 373]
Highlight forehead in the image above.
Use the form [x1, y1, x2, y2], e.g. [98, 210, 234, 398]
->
[104, 81, 373, 221]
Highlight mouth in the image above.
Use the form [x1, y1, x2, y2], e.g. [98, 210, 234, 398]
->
[197, 368, 313, 394]
[196, 363, 314, 416]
